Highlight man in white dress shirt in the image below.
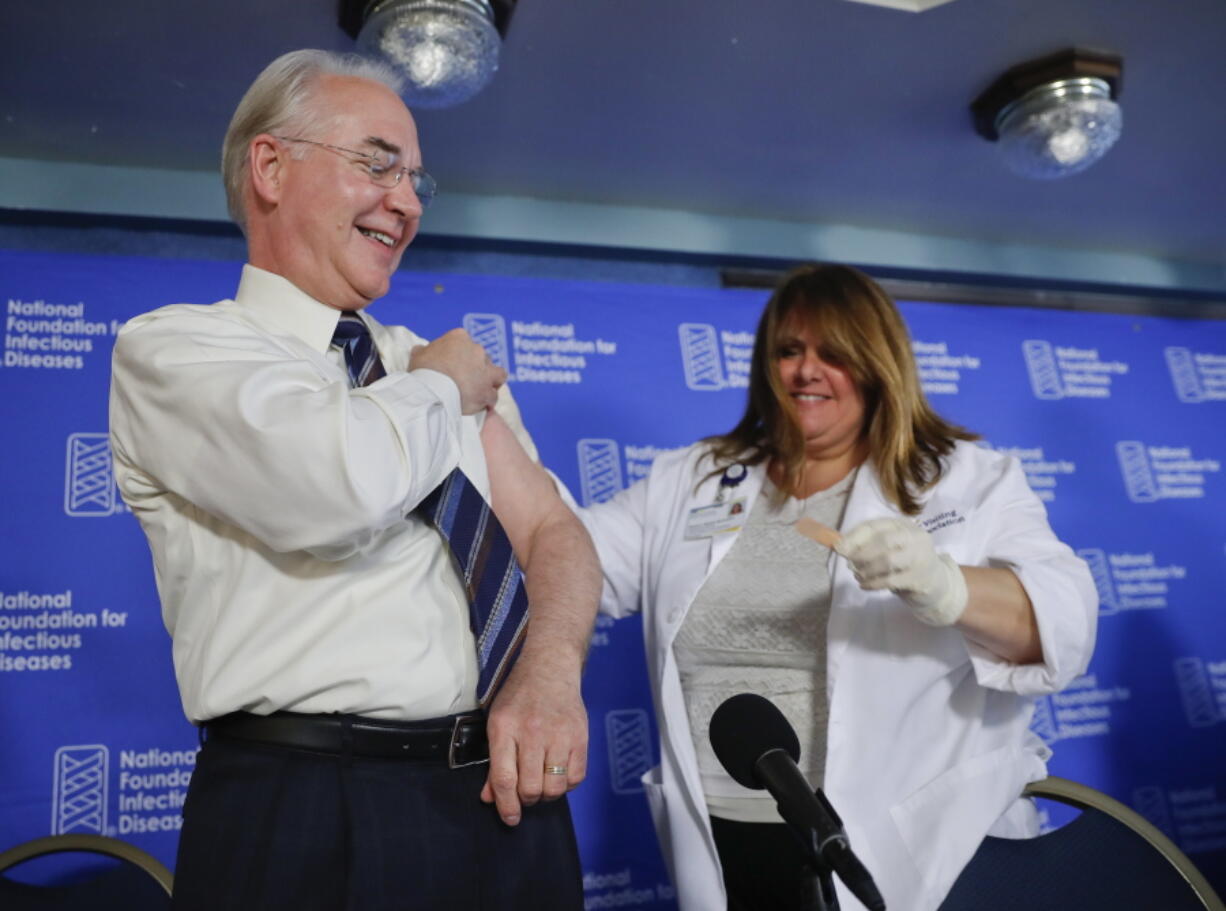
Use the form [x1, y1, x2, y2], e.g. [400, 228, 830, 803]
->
[108, 48, 600, 910]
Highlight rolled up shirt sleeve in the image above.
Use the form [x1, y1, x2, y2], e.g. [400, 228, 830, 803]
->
[964, 456, 1098, 695]
[110, 305, 463, 557]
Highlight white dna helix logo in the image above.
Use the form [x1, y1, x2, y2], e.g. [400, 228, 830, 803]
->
[1022, 339, 1063, 400]
[462, 313, 511, 371]
[577, 439, 624, 506]
[605, 709, 651, 795]
[678, 323, 725, 391]
[64, 433, 122, 517]
[52, 744, 109, 834]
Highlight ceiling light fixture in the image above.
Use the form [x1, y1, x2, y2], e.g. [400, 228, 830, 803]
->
[971, 48, 1123, 179]
[840, 0, 958, 11]
[339, 0, 518, 109]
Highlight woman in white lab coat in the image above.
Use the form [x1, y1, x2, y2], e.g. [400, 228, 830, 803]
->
[578, 264, 1097, 911]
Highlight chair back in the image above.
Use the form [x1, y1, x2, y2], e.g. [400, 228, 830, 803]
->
[0, 834, 173, 910]
[941, 776, 1225, 911]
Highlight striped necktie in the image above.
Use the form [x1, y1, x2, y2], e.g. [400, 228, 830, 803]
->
[330, 312, 528, 708]
[417, 473, 530, 708]
[331, 311, 387, 387]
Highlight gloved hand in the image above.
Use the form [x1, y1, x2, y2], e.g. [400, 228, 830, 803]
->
[837, 518, 968, 627]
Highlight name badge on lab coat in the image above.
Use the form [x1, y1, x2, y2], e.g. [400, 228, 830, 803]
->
[684, 499, 747, 539]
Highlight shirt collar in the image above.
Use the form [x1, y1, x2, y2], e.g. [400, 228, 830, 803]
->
[234, 264, 355, 354]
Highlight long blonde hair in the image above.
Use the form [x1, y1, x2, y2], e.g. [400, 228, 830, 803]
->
[704, 264, 977, 515]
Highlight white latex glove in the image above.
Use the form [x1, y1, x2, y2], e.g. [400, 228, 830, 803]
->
[837, 517, 968, 626]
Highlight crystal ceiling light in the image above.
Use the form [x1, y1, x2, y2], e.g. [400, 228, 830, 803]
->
[971, 48, 1123, 180]
[341, 0, 514, 109]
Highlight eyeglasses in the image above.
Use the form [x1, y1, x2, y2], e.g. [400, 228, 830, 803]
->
[275, 136, 436, 208]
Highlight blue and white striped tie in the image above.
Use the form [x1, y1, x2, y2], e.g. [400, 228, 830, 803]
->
[417, 473, 530, 708]
[331, 311, 386, 387]
[331, 312, 528, 708]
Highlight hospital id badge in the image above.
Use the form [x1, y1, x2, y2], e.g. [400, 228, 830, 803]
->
[684, 498, 746, 539]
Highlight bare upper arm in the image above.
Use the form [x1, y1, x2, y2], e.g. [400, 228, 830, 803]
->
[480, 410, 563, 565]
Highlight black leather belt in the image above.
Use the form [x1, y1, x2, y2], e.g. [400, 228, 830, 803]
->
[203, 711, 489, 768]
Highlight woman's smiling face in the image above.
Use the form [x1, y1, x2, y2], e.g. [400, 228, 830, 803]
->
[775, 319, 867, 456]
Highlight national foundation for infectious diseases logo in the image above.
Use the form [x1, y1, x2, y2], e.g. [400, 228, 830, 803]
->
[605, 709, 652, 795]
[51, 744, 109, 834]
[1115, 440, 1220, 502]
[1077, 547, 1186, 613]
[1022, 340, 1064, 400]
[678, 323, 753, 390]
[463, 312, 612, 384]
[576, 440, 670, 504]
[1133, 784, 1226, 855]
[1021, 339, 1128, 399]
[64, 433, 123, 516]
[1029, 674, 1128, 743]
[577, 438, 624, 506]
[46, 742, 197, 838]
[1165, 346, 1226, 402]
[1165, 347, 1205, 403]
[462, 312, 511, 370]
[1116, 441, 1159, 502]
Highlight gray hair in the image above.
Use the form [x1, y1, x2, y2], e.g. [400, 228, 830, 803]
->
[221, 49, 404, 230]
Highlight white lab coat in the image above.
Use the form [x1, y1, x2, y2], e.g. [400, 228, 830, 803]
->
[578, 440, 1097, 911]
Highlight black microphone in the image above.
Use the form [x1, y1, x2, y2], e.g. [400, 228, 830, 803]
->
[709, 693, 886, 911]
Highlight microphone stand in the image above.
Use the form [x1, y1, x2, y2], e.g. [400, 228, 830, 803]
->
[791, 823, 839, 911]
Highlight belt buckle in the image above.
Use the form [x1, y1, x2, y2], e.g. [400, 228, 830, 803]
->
[448, 713, 489, 769]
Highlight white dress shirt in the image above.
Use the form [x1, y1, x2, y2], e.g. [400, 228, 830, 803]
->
[109, 265, 537, 723]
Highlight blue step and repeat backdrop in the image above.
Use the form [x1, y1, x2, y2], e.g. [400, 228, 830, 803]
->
[2, 247, 1224, 905]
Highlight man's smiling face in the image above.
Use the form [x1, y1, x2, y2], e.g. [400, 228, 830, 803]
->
[271, 75, 424, 310]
